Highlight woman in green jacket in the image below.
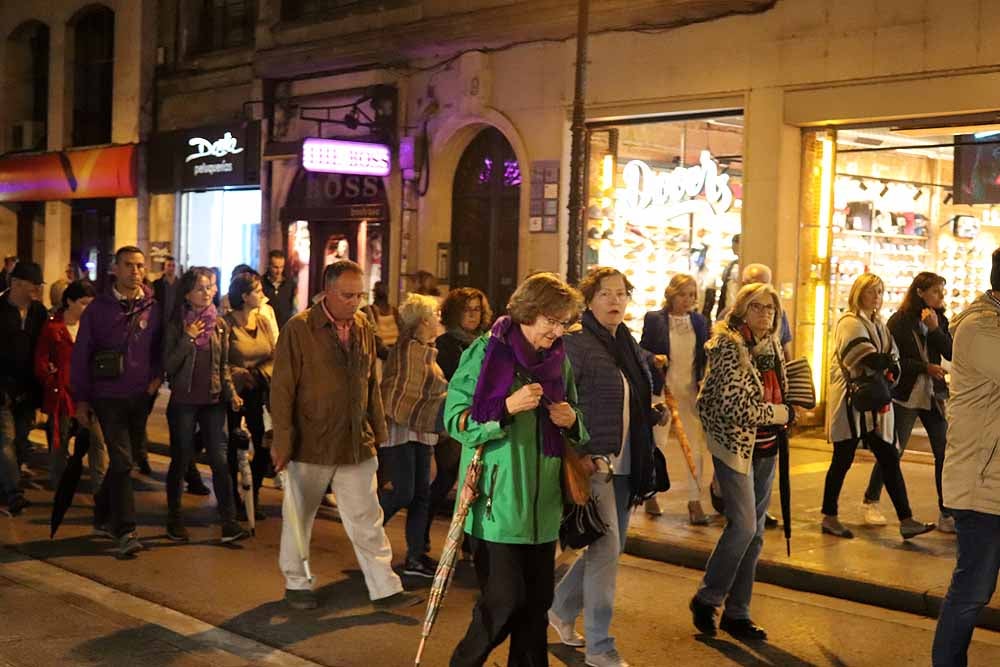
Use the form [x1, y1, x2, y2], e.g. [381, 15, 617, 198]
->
[446, 273, 588, 667]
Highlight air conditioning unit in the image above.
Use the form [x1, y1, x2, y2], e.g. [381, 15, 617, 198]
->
[10, 121, 45, 151]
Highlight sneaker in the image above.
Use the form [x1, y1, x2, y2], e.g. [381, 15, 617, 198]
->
[19, 464, 35, 479]
[7, 495, 30, 517]
[586, 649, 630, 667]
[93, 523, 114, 539]
[720, 615, 768, 641]
[900, 517, 935, 540]
[764, 512, 779, 529]
[862, 501, 887, 526]
[937, 513, 957, 534]
[403, 555, 438, 578]
[284, 588, 318, 610]
[221, 521, 249, 543]
[548, 609, 585, 647]
[166, 519, 190, 543]
[186, 480, 211, 496]
[821, 515, 854, 539]
[372, 591, 422, 610]
[273, 474, 283, 490]
[689, 596, 717, 636]
[116, 533, 143, 559]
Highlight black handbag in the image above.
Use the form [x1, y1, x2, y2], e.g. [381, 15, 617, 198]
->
[650, 447, 670, 493]
[560, 497, 609, 550]
[92, 350, 125, 379]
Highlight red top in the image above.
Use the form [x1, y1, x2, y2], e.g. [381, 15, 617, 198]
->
[34, 312, 76, 449]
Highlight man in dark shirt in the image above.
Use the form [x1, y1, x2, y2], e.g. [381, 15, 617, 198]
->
[0, 261, 47, 514]
[261, 249, 296, 329]
[152, 255, 179, 318]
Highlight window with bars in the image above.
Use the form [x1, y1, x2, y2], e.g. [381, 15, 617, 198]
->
[193, 0, 256, 54]
[281, 0, 409, 22]
[72, 7, 114, 147]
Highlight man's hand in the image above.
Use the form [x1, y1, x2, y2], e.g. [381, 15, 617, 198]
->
[147, 378, 163, 396]
[271, 448, 290, 473]
[75, 401, 91, 428]
[505, 383, 543, 415]
[927, 363, 947, 381]
[547, 401, 577, 429]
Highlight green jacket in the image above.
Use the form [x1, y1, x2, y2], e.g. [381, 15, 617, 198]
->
[446, 335, 588, 545]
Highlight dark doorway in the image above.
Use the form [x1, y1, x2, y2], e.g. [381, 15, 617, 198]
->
[71, 199, 115, 285]
[451, 127, 521, 314]
[15, 203, 42, 261]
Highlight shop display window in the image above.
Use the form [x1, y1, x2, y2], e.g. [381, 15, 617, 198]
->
[585, 114, 744, 335]
[181, 188, 262, 281]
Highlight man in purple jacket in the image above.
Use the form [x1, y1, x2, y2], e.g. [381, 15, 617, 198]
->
[72, 246, 163, 558]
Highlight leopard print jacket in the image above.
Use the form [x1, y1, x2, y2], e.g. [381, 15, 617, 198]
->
[696, 322, 790, 474]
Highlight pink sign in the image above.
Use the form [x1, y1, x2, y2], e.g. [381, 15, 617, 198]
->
[302, 138, 391, 176]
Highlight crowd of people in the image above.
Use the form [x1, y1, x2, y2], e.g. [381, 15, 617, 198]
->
[1, 244, 999, 667]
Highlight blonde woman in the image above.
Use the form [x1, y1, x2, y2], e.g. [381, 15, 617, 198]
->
[641, 274, 710, 524]
[690, 283, 794, 640]
[822, 273, 934, 540]
[378, 293, 448, 578]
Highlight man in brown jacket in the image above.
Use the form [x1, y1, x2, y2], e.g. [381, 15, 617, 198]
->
[271, 260, 417, 610]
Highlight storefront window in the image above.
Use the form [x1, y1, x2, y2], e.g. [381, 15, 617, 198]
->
[181, 188, 261, 281]
[585, 114, 743, 334]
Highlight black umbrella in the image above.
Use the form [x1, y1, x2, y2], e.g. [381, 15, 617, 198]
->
[50, 426, 91, 539]
[777, 428, 792, 556]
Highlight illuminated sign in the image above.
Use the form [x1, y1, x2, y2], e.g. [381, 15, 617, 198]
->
[148, 122, 260, 192]
[302, 138, 391, 177]
[186, 132, 244, 163]
[615, 150, 734, 223]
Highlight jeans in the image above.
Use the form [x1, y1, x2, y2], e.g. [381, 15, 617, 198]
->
[11, 398, 35, 466]
[378, 441, 432, 561]
[932, 510, 1000, 666]
[166, 401, 235, 523]
[551, 474, 632, 656]
[822, 436, 913, 520]
[867, 403, 948, 514]
[451, 539, 556, 667]
[226, 385, 269, 509]
[696, 455, 775, 620]
[0, 403, 20, 503]
[92, 396, 149, 537]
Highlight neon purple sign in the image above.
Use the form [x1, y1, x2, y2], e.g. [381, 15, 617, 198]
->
[302, 138, 391, 176]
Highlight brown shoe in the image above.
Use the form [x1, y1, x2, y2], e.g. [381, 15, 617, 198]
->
[688, 501, 709, 526]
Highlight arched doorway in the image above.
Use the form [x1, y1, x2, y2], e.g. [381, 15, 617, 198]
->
[451, 127, 521, 313]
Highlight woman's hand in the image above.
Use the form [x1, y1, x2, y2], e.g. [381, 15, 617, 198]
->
[654, 354, 670, 370]
[921, 308, 940, 331]
[231, 394, 244, 412]
[185, 319, 206, 340]
[927, 363, 947, 381]
[547, 401, 577, 429]
[505, 383, 543, 415]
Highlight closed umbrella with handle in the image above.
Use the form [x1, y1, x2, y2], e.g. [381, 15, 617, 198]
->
[777, 428, 792, 556]
[661, 387, 699, 491]
[50, 426, 90, 538]
[414, 445, 484, 666]
[279, 469, 313, 583]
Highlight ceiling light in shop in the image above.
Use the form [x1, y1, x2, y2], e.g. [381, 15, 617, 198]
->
[880, 182, 890, 197]
[944, 192, 954, 205]
[890, 123, 1000, 138]
[913, 188, 923, 201]
[857, 179, 868, 191]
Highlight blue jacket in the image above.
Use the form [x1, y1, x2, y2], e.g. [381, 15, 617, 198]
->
[639, 309, 709, 393]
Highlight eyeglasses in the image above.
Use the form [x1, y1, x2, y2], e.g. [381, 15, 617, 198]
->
[748, 302, 776, 314]
[595, 290, 630, 302]
[543, 315, 573, 330]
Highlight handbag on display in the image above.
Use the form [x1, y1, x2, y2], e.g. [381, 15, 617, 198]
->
[783, 357, 817, 409]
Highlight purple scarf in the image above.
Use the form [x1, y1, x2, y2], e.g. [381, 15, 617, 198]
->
[183, 303, 217, 350]
[471, 316, 567, 457]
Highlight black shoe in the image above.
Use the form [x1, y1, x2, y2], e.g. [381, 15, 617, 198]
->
[93, 523, 114, 540]
[186, 480, 211, 496]
[372, 591, 422, 610]
[690, 596, 717, 636]
[764, 512, 778, 529]
[720, 615, 768, 641]
[403, 555, 438, 578]
[7, 495, 30, 517]
[138, 459, 153, 476]
[221, 521, 249, 543]
[166, 519, 190, 543]
[284, 588, 318, 610]
[116, 532, 143, 559]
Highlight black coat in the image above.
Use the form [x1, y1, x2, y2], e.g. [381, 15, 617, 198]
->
[887, 307, 952, 402]
[262, 275, 297, 329]
[0, 291, 48, 403]
[435, 331, 471, 381]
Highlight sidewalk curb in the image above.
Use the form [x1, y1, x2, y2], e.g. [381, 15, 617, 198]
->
[624, 534, 1000, 631]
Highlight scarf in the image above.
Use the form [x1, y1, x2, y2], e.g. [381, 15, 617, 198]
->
[471, 316, 566, 457]
[581, 310, 655, 505]
[447, 326, 479, 346]
[184, 303, 217, 350]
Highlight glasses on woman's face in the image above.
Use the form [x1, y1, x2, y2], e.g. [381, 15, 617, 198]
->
[595, 289, 629, 303]
[542, 315, 572, 330]
[748, 302, 776, 315]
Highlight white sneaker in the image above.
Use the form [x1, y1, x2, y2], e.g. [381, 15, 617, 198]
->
[938, 513, 957, 534]
[586, 649, 631, 667]
[548, 609, 584, 647]
[862, 502, 887, 526]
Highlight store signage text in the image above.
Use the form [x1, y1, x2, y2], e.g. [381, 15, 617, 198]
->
[184, 131, 244, 176]
[302, 138, 391, 177]
[616, 150, 734, 221]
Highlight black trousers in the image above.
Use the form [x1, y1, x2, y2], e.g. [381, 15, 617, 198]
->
[424, 436, 462, 550]
[822, 434, 912, 520]
[226, 385, 269, 509]
[92, 396, 149, 537]
[450, 538, 556, 667]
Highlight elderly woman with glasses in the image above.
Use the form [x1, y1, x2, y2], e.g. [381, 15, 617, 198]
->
[689, 282, 794, 641]
[447, 273, 588, 667]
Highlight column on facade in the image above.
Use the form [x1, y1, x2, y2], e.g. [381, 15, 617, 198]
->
[43, 201, 72, 307]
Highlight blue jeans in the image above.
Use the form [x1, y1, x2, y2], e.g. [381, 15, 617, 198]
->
[550, 474, 632, 656]
[696, 455, 776, 620]
[0, 403, 20, 503]
[378, 441, 432, 561]
[932, 510, 1000, 667]
[166, 401, 235, 523]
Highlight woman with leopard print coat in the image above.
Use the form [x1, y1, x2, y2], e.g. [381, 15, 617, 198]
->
[689, 282, 793, 642]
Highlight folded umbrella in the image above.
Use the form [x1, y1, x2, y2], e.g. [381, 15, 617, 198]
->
[777, 428, 792, 556]
[50, 426, 91, 539]
[415, 445, 484, 666]
[237, 446, 255, 536]
[661, 387, 699, 492]
[280, 469, 313, 583]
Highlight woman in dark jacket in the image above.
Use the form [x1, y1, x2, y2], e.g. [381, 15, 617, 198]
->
[163, 267, 247, 544]
[641, 273, 710, 523]
[866, 272, 953, 532]
[550, 267, 662, 667]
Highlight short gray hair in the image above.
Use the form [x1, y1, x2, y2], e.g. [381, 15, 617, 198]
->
[323, 259, 363, 286]
[741, 263, 772, 285]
